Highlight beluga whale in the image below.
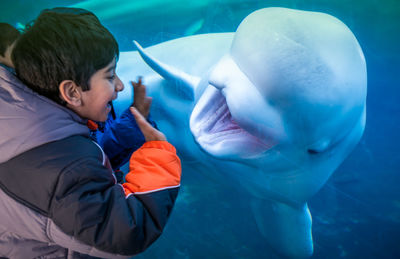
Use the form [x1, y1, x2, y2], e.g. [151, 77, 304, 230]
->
[113, 7, 367, 258]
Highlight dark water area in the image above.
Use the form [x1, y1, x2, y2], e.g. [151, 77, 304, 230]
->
[1, 0, 399, 258]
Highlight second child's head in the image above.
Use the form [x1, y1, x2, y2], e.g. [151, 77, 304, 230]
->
[12, 7, 124, 122]
[0, 23, 20, 68]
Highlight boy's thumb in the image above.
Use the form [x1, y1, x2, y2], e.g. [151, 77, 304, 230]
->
[130, 107, 167, 142]
[130, 107, 146, 126]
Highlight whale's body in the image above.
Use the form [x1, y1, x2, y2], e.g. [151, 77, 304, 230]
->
[114, 8, 367, 257]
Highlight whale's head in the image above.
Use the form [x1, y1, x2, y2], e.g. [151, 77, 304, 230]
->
[190, 7, 367, 179]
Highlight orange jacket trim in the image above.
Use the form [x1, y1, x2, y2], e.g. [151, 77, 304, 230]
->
[123, 141, 181, 195]
[86, 120, 99, 131]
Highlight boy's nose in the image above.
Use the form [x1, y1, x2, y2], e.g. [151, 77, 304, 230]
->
[115, 75, 124, 92]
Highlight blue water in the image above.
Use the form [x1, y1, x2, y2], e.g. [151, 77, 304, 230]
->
[1, 0, 399, 258]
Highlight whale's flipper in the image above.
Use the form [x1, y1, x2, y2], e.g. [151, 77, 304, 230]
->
[251, 199, 313, 258]
[133, 40, 200, 101]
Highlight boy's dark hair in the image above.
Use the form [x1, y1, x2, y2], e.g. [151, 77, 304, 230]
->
[12, 7, 119, 105]
[0, 23, 20, 57]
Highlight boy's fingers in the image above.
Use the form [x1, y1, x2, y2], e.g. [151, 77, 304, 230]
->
[130, 81, 136, 105]
[130, 76, 142, 86]
[130, 107, 145, 123]
[131, 78, 144, 91]
[142, 97, 152, 118]
[131, 79, 146, 101]
[130, 107, 151, 130]
[130, 80, 138, 88]
[130, 106, 166, 141]
[145, 97, 152, 109]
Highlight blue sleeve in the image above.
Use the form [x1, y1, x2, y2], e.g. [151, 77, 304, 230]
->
[97, 108, 158, 170]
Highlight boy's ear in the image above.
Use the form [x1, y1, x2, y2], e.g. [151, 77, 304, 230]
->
[59, 80, 82, 107]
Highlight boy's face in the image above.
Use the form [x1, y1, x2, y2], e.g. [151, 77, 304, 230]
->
[79, 58, 124, 122]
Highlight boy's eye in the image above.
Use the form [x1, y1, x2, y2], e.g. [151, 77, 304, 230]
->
[107, 75, 116, 80]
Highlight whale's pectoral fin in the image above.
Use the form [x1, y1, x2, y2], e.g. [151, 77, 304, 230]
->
[251, 199, 313, 258]
[133, 40, 200, 101]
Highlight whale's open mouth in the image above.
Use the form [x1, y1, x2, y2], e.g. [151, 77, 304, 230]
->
[190, 86, 275, 159]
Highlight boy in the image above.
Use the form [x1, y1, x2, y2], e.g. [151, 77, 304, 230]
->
[0, 22, 151, 182]
[0, 7, 181, 259]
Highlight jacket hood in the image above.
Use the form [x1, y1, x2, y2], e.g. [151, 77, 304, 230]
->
[0, 66, 89, 163]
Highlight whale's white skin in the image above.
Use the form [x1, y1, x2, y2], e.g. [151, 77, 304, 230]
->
[113, 8, 367, 258]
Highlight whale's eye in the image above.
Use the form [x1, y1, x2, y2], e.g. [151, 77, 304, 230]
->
[307, 149, 319, 155]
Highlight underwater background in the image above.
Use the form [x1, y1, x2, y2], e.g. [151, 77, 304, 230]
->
[1, 0, 399, 258]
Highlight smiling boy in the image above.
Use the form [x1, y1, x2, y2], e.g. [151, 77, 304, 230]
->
[0, 7, 181, 259]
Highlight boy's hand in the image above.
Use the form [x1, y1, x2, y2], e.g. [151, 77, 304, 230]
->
[131, 77, 152, 118]
[130, 107, 167, 142]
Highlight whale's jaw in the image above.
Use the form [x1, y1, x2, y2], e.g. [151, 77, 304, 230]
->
[190, 85, 276, 160]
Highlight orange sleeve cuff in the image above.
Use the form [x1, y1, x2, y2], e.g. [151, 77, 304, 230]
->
[123, 141, 181, 195]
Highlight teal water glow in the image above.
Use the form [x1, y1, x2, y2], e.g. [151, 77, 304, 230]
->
[0, 1, 399, 258]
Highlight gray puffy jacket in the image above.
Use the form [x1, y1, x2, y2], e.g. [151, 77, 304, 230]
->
[0, 66, 180, 258]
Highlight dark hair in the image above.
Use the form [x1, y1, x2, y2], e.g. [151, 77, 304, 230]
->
[0, 23, 20, 56]
[12, 7, 119, 104]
